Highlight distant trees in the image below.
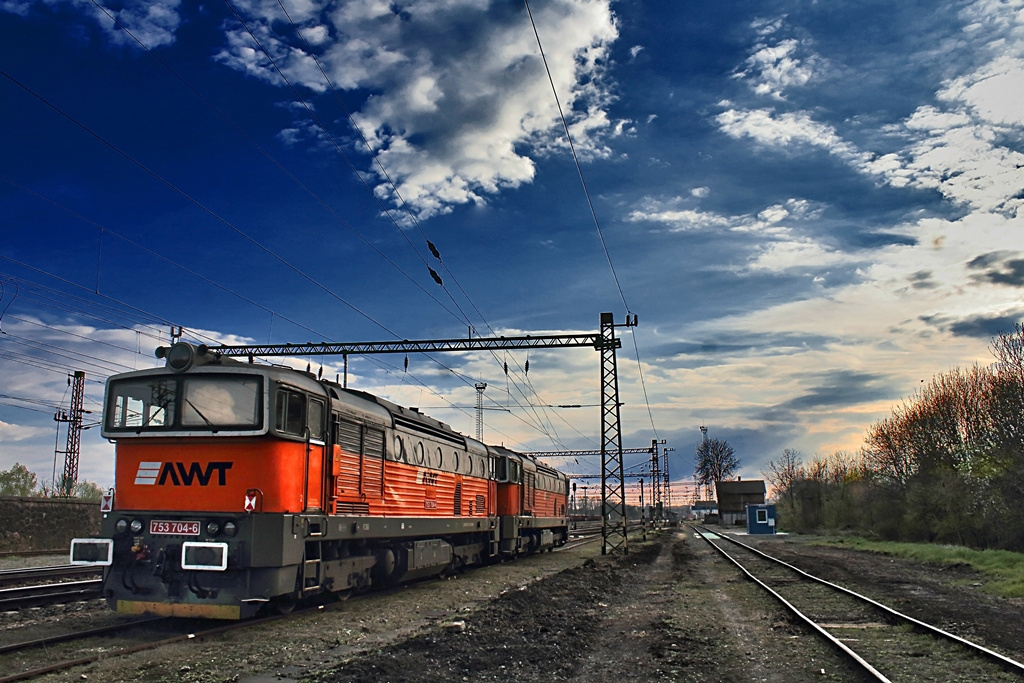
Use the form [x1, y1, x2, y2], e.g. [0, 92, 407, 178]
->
[0, 462, 104, 501]
[72, 480, 104, 501]
[0, 463, 38, 496]
[768, 323, 1024, 551]
[763, 449, 868, 532]
[695, 438, 739, 489]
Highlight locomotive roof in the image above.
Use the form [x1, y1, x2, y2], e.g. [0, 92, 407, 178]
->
[324, 384, 485, 453]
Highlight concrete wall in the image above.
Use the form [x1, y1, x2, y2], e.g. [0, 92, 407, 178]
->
[0, 496, 101, 552]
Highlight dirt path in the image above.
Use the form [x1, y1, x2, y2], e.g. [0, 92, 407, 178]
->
[306, 530, 866, 683]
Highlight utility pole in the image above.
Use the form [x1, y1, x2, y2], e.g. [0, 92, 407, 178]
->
[53, 371, 85, 497]
[638, 478, 646, 540]
[474, 382, 487, 441]
[698, 424, 708, 502]
[651, 438, 664, 526]
[662, 446, 675, 521]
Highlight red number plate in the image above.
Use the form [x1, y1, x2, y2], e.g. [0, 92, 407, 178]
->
[150, 520, 201, 535]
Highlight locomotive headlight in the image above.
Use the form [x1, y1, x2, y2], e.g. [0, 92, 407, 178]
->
[206, 522, 220, 536]
[222, 521, 237, 537]
[115, 519, 128, 534]
[165, 342, 195, 372]
[129, 519, 143, 534]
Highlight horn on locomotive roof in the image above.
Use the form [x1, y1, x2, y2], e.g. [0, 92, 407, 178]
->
[154, 341, 224, 372]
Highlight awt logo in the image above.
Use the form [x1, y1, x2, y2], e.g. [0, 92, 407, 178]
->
[134, 461, 233, 486]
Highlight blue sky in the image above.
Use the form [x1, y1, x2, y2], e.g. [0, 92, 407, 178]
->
[2, 0, 1023, 498]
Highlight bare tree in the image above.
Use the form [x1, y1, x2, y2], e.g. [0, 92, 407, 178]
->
[991, 322, 1024, 390]
[695, 437, 739, 488]
[763, 448, 803, 504]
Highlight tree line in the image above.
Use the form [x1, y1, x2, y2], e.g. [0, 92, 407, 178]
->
[763, 323, 1024, 551]
[0, 462, 104, 501]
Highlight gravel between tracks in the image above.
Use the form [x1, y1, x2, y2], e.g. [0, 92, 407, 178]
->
[4, 528, 1024, 682]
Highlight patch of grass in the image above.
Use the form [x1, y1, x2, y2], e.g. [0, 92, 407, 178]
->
[816, 537, 1024, 598]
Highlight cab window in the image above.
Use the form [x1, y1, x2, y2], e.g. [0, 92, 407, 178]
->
[276, 389, 306, 436]
[308, 399, 325, 440]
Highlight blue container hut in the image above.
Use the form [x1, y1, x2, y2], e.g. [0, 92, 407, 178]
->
[746, 504, 776, 534]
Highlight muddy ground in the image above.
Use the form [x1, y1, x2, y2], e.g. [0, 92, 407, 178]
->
[11, 527, 1024, 682]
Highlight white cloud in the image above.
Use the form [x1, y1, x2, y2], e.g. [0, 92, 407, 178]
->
[715, 108, 859, 160]
[629, 196, 844, 274]
[0, 1, 32, 16]
[68, 0, 183, 48]
[215, 0, 621, 221]
[862, 54, 1024, 216]
[941, 55, 1024, 126]
[747, 238, 847, 272]
[1, 0, 183, 46]
[0, 419, 46, 443]
[739, 38, 817, 100]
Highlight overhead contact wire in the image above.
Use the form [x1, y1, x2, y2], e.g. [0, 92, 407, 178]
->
[524, 0, 662, 440]
[88, 1, 467, 330]
[222, 0, 475, 328]
[523, 0, 630, 317]
[269, 2, 570, 445]
[0, 67, 397, 341]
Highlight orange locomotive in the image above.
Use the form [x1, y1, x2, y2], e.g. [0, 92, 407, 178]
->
[71, 342, 569, 618]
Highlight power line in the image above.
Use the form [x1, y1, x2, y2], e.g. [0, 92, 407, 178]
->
[0, 66, 390, 338]
[246, 1, 585, 448]
[522, 1, 661, 444]
[76, 2, 559, 447]
[85, 1, 470, 330]
[220, 0, 477, 328]
[523, 0, 631, 317]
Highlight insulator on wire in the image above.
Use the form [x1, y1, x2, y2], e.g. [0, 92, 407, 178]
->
[404, 355, 409, 372]
[428, 267, 443, 285]
[318, 366, 323, 379]
[427, 240, 441, 260]
[504, 361, 508, 375]
[525, 359, 530, 375]
[306, 363, 311, 372]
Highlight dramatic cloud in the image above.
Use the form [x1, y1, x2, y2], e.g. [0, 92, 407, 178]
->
[214, 0, 621, 220]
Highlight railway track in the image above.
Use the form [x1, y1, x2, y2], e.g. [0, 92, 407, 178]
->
[0, 612, 295, 683]
[694, 526, 1024, 681]
[0, 531, 606, 681]
[0, 579, 103, 611]
[0, 564, 100, 587]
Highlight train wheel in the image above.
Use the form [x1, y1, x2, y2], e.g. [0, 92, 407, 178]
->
[273, 597, 298, 614]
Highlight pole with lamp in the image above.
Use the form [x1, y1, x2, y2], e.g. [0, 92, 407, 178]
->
[639, 477, 647, 540]
[571, 481, 577, 529]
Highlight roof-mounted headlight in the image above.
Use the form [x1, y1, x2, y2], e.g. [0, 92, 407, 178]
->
[156, 342, 196, 372]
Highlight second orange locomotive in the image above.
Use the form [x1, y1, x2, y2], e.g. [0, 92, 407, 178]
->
[72, 342, 569, 618]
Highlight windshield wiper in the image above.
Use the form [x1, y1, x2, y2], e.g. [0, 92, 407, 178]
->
[185, 399, 215, 427]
